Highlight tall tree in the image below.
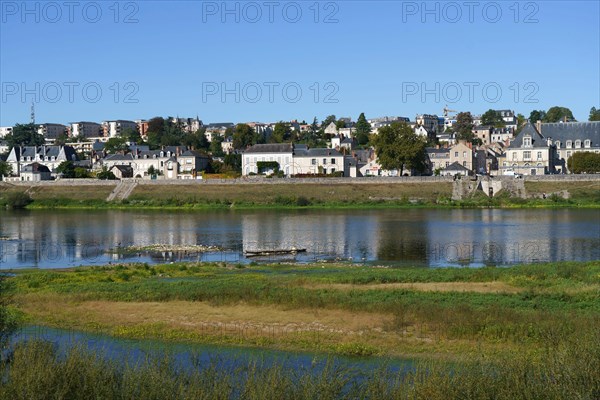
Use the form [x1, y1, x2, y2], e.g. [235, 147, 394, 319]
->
[589, 107, 600, 121]
[480, 109, 505, 127]
[354, 113, 371, 145]
[321, 115, 337, 128]
[232, 124, 256, 149]
[371, 122, 427, 176]
[454, 112, 475, 142]
[5, 123, 44, 147]
[0, 160, 12, 178]
[271, 122, 291, 143]
[104, 137, 129, 154]
[544, 106, 575, 122]
[529, 110, 546, 123]
[210, 134, 225, 157]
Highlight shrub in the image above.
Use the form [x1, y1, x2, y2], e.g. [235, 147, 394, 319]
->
[296, 196, 311, 207]
[5, 192, 33, 209]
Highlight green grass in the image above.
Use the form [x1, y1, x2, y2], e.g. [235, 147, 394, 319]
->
[2, 333, 599, 400]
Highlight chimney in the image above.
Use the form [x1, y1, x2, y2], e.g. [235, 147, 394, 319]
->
[547, 137, 552, 147]
[536, 120, 542, 134]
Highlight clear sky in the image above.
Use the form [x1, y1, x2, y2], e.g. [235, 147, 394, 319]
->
[1, 0, 599, 126]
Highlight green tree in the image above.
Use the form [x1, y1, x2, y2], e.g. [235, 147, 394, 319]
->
[232, 124, 256, 149]
[96, 166, 117, 180]
[371, 122, 427, 176]
[271, 122, 291, 143]
[56, 161, 76, 178]
[354, 112, 372, 145]
[224, 153, 242, 172]
[0, 160, 12, 178]
[544, 106, 575, 122]
[481, 109, 505, 127]
[104, 137, 129, 154]
[589, 107, 600, 121]
[210, 134, 225, 157]
[321, 115, 337, 128]
[529, 110, 546, 123]
[567, 152, 600, 174]
[74, 167, 90, 179]
[454, 112, 475, 142]
[6, 123, 44, 147]
[335, 120, 346, 129]
[120, 128, 142, 143]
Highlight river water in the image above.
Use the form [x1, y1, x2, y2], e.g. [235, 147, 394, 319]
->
[1, 208, 599, 269]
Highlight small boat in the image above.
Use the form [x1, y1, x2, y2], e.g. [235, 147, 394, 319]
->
[244, 248, 307, 257]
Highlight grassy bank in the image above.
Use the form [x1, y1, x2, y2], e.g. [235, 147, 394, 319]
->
[2, 335, 598, 400]
[10, 261, 600, 359]
[2, 180, 599, 209]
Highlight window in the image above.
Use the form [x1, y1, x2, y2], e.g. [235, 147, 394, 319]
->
[311, 159, 316, 165]
[186, 159, 192, 164]
[585, 140, 591, 148]
[575, 140, 581, 148]
[462, 151, 466, 158]
[523, 151, 531, 160]
[454, 152, 458, 157]
[555, 140, 561, 148]
[566, 140, 572, 148]
[566, 151, 571, 158]
[512, 152, 517, 160]
[523, 136, 531, 146]
[537, 151, 542, 160]
[446, 161, 450, 167]
[323, 158, 327, 165]
[331, 158, 336, 164]
[462, 161, 467, 167]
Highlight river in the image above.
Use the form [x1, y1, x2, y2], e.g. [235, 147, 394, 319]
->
[1, 208, 598, 269]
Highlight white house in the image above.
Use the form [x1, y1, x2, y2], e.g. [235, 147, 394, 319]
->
[102, 120, 138, 138]
[242, 143, 294, 176]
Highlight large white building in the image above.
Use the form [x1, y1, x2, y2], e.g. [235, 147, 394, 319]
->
[102, 120, 139, 138]
[242, 143, 344, 177]
[71, 122, 102, 138]
[38, 123, 67, 140]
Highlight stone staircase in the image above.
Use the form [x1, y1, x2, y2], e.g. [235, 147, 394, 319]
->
[106, 181, 138, 202]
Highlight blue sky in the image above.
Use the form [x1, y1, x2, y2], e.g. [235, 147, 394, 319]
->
[1, 0, 599, 126]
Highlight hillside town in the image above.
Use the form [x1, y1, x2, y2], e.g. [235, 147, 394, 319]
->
[1, 107, 599, 182]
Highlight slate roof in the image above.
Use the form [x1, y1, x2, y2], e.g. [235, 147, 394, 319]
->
[22, 162, 50, 173]
[508, 123, 547, 149]
[180, 150, 209, 157]
[244, 143, 293, 154]
[104, 154, 134, 161]
[540, 122, 600, 148]
[443, 162, 470, 172]
[294, 147, 343, 157]
[11, 145, 77, 160]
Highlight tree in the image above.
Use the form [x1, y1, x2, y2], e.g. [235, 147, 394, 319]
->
[371, 122, 427, 176]
[354, 112, 372, 145]
[321, 115, 337, 128]
[529, 110, 546, 123]
[567, 152, 600, 174]
[0, 160, 12, 178]
[480, 109, 505, 127]
[335, 120, 346, 129]
[232, 124, 256, 149]
[454, 112, 475, 142]
[147, 165, 158, 177]
[544, 106, 575, 123]
[589, 107, 600, 121]
[96, 166, 117, 180]
[271, 122, 291, 143]
[224, 153, 242, 172]
[104, 137, 129, 154]
[210, 134, 225, 157]
[120, 128, 142, 144]
[5, 123, 44, 147]
[56, 161, 76, 178]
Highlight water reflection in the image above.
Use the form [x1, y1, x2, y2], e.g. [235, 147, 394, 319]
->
[0, 209, 598, 269]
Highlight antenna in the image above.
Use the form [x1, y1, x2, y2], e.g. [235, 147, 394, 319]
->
[30, 102, 36, 125]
